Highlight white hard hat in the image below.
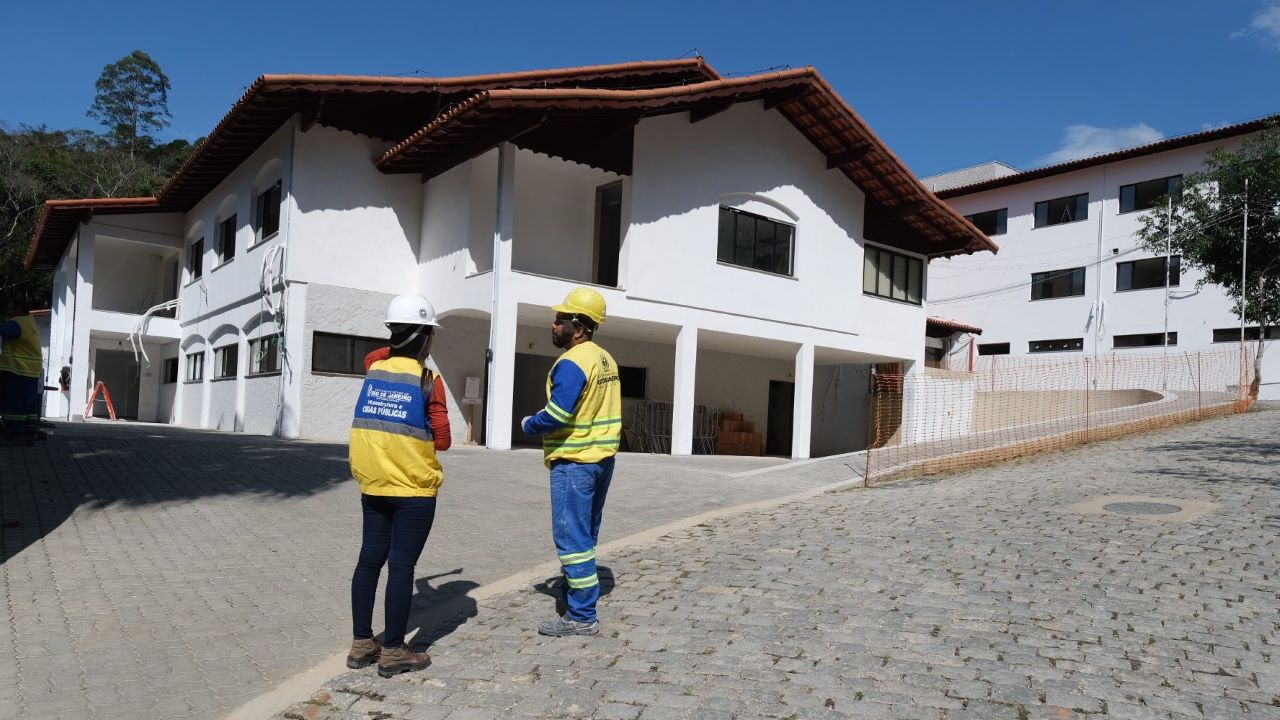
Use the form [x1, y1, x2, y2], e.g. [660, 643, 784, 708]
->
[385, 294, 441, 327]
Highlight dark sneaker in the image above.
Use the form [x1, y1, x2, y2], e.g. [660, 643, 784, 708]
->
[346, 637, 381, 669]
[538, 615, 599, 637]
[377, 644, 431, 677]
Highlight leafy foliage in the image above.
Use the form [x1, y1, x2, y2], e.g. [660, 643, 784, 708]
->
[1137, 124, 1280, 396]
[0, 50, 193, 312]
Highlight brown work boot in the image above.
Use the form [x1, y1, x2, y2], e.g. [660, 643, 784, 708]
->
[346, 637, 381, 669]
[377, 643, 431, 678]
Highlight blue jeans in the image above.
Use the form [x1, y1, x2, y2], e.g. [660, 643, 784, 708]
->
[351, 494, 437, 647]
[550, 457, 614, 622]
[0, 372, 39, 434]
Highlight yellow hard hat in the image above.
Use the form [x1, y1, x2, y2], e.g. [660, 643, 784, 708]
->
[553, 287, 607, 325]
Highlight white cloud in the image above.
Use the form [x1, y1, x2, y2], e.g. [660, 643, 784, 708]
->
[1039, 123, 1165, 165]
[1232, 4, 1280, 45]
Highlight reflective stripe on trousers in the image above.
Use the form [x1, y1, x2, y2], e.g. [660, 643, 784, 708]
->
[549, 456, 614, 622]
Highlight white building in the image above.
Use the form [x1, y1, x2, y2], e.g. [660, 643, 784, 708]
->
[26, 59, 993, 458]
[925, 117, 1278, 400]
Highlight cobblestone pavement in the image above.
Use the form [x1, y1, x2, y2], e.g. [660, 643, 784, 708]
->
[0, 422, 810, 720]
[275, 404, 1280, 720]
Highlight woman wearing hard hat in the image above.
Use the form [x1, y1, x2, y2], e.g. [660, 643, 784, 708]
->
[346, 294, 451, 677]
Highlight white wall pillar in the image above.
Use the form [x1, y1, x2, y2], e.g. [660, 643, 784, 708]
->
[791, 342, 815, 460]
[671, 325, 698, 456]
[68, 231, 95, 420]
[485, 143, 517, 450]
[278, 280, 308, 438]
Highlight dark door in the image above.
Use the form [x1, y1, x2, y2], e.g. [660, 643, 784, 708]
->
[766, 380, 795, 456]
[594, 181, 623, 287]
[93, 350, 140, 419]
[512, 353, 557, 446]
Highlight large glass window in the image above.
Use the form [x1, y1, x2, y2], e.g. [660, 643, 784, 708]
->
[1029, 338, 1083, 353]
[218, 215, 237, 264]
[717, 207, 795, 276]
[1114, 332, 1177, 348]
[964, 208, 1007, 236]
[1120, 175, 1182, 213]
[248, 334, 281, 375]
[1030, 267, 1086, 300]
[253, 180, 282, 244]
[187, 237, 203, 280]
[184, 351, 205, 383]
[213, 344, 238, 380]
[1034, 193, 1089, 228]
[862, 245, 923, 305]
[312, 332, 386, 376]
[1117, 256, 1180, 291]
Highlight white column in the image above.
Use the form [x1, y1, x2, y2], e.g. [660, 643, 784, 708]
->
[278, 280, 308, 438]
[485, 143, 517, 450]
[68, 230, 95, 420]
[671, 325, 698, 456]
[791, 342, 815, 460]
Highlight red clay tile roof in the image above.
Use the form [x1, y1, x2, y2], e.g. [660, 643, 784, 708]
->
[377, 68, 997, 259]
[937, 112, 1280, 198]
[927, 317, 983, 336]
[26, 59, 717, 270]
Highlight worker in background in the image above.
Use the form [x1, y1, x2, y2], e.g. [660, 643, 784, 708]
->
[521, 287, 621, 637]
[0, 300, 43, 445]
[347, 294, 451, 678]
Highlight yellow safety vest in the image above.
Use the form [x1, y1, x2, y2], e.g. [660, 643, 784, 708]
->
[543, 341, 622, 467]
[0, 314, 42, 379]
[349, 356, 444, 497]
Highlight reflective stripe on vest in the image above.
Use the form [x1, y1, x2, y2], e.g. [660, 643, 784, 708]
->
[542, 341, 622, 467]
[0, 315, 42, 378]
[349, 356, 443, 497]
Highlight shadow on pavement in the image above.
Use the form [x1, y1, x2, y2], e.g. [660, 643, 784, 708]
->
[1137, 435, 1280, 485]
[1, 421, 353, 565]
[532, 565, 616, 618]
[403, 568, 480, 650]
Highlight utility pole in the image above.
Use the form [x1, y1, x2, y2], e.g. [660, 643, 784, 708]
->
[1240, 177, 1250, 394]
[1163, 198, 1172, 390]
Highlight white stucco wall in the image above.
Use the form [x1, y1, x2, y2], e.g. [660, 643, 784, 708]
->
[811, 363, 872, 456]
[511, 149, 622, 284]
[92, 239, 178, 314]
[931, 135, 1277, 399]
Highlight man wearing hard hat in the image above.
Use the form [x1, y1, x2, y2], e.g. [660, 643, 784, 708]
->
[521, 287, 621, 637]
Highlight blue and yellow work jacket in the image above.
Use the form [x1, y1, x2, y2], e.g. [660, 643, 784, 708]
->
[522, 341, 622, 467]
[0, 314, 42, 379]
[349, 356, 444, 497]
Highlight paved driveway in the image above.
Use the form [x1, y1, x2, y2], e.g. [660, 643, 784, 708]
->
[0, 422, 828, 720]
[277, 404, 1280, 720]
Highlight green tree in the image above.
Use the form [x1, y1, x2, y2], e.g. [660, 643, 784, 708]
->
[87, 50, 172, 157]
[1137, 125, 1280, 399]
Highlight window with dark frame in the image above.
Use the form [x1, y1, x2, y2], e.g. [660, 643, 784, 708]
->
[184, 351, 204, 382]
[311, 332, 387, 376]
[862, 245, 923, 305]
[1030, 267, 1086, 300]
[254, 180, 282, 244]
[1213, 325, 1280, 342]
[213, 344, 238, 380]
[964, 208, 1007, 236]
[1117, 256, 1180, 291]
[188, 237, 204, 280]
[977, 343, 1010, 356]
[1028, 338, 1083, 353]
[1113, 332, 1177, 348]
[618, 365, 647, 399]
[162, 358, 179, 384]
[1120, 175, 1182, 213]
[1034, 193, 1089, 228]
[717, 206, 795, 276]
[594, 181, 623, 287]
[218, 215, 237, 263]
[249, 334, 281, 375]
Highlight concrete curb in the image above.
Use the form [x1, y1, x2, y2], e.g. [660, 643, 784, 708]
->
[223, 474, 866, 720]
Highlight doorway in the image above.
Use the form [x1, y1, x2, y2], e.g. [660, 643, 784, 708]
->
[92, 349, 141, 419]
[593, 181, 623, 287]
[512, 353, 556, 446]
[766, 380, 794, 456]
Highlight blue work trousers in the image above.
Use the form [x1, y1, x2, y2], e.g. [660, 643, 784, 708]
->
[351, 494, 437, 647]
[550, 457, 614, 622]
[0, 372, 40, 434]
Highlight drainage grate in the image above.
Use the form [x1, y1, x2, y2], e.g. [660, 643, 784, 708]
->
[1103, 502, 1183, 516]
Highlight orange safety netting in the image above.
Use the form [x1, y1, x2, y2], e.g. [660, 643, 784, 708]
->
[865, 345, 1256, 486]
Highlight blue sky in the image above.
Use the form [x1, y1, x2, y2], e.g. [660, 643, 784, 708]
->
[2, 1, 1277, 177]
